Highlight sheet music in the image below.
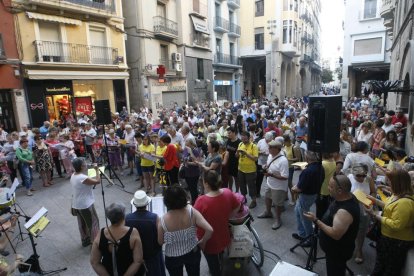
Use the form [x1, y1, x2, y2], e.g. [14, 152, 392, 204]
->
[8, 178, 19, 197]
[24, 207, 48, 230]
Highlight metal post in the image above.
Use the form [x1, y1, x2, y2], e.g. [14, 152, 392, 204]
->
[267, 20, 277, 100]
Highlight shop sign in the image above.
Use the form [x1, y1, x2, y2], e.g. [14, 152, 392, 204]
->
[152, 80, 186, 92]
[44, 80, 73, 95]
[214, 80, 233, 86]
[74, 97, 93, 115]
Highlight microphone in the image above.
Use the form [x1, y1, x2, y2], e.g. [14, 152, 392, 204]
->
[0, 207, 11, 216]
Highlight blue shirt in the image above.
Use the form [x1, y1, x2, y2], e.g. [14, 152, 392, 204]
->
[39, 126, 49, 139]
[295, 125, 308, 139]
[297, 162, 324, 195]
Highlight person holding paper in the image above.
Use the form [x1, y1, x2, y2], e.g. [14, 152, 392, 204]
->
[347, 163, 376, 264]
[71, 158, 101, 247]
[32, 136, 53, 188]
[365, 169, 414, 276]
[138, 135, 155, 196]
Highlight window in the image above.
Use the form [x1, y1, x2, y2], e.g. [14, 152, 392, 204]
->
[0, 34, 5, 58]
[216, 38, 222, 53]
[283, 20, 288, 44]
[193, 0, 200, 13]
[39, 21, 62, 62]
[157, 2, 166, 17]
[353, 37, 382, 56]
[160, 44, 168, 66]
[197, 58, 204, 80]
[283, 0, 289, 11]
[255, 0, 264, 17]
[254, 27, 264, 50]
[230, 42, 235, 56]
[363, 0, 377, 19]
[215, 3, 220, 17]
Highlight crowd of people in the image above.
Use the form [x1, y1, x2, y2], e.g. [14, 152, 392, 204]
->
[0, 91, 413, 275]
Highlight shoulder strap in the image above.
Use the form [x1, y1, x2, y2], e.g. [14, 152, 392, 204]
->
[268, 154, 283, 168]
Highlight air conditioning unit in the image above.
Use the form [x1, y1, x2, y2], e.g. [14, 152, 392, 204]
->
[175, 63, 183, 71]
[172, 52, 182, 62]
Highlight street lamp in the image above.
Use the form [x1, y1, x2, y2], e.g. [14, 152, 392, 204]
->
[267, 20, 277, 99]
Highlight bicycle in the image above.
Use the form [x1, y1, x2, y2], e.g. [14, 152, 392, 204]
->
[228, 212, 264, 268]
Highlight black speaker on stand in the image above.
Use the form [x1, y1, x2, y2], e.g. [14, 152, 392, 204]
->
[307, 95, 342, 153]
[94, 100, 112, 125]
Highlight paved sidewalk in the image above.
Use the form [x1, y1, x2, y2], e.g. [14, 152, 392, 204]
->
[3, 169, 376, 275]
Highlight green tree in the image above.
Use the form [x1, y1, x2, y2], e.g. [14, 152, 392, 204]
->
[321, 68, 334, 83]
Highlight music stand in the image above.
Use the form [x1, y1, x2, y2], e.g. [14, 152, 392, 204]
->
[19, 207, 67, 275]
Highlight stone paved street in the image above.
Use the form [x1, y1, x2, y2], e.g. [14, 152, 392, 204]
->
[4, 169, 375, 276]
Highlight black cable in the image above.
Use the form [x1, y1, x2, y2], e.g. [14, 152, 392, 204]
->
[262, 248, 281, 261]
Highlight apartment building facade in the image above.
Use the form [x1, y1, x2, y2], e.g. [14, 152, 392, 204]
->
[340, 0, 391, 99]
[381, 0, 414, 156]
[210, 0, 242, 102]
[12, 0, 129, 127]
[239, 0, 321, 100]
[0, 0, 23, 131]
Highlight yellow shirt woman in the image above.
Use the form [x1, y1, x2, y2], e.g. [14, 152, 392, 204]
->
[139, 144, 155, 167]
[381, 195, 414, 241]
[155, 145, 167, 169]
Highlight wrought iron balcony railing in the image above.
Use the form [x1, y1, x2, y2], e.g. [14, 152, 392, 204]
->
[214, 16, 229, 31]
[228, 22, 241, 36]
[214, 53, 241, 66]
[34, 40, 119, 65]
[153, 16, 178, 38]
[28, 0, 115, 13]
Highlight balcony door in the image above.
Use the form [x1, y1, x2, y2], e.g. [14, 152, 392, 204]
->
[39, 21, 62, 62]
[157, 2, 167, 32]
[89, 26, 111, 64]
[160, 44, 169, 68]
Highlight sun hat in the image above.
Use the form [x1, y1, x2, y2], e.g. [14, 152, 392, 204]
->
[131, 190, 151, 207]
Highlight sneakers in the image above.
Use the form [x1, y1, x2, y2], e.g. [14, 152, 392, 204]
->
[26, 190, 33, 196]
[272, 221, 282, 230]
[292, 233, 305, 241]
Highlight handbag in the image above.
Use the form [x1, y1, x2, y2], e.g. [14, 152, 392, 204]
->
[366, 219, 381, 242]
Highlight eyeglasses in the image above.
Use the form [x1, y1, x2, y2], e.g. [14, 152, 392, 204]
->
[355, 174, 367, 178]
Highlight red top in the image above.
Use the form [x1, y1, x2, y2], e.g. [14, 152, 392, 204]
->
[392, 115, 408, 126]
[194, 188, 240, 254]
[163, 143, 180, 170]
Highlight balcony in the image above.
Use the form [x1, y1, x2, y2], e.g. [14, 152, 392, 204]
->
[213, 53, 241, 67]
[300, 54, 313, 63]
[192, 0, 208, 18]
[301, 33, 314, 45]
[228, 22, 241, 37]
[380, 0, 394, 20]
[159, 59, 177, 75]
[280, 43, 298, 57]
[153, 16, 178, 40]
[34, 40, 119, 65]
[191, 32, 210, 49]
[227, 0, 240, 9]
[27, 0, 116, 17]
[214, 16, 229, 33]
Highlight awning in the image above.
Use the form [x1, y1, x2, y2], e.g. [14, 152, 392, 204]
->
[190, 15, 209, 34]
[26, 12, 82, 26]
[25, 70, 129, 80]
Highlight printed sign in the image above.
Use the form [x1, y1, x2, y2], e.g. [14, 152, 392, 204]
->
[74, 97, 93, 115]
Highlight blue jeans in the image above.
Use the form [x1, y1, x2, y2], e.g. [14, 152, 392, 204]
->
[18, 162, 33, 190]
[135, 157, 142, 177]
[295, 193, 317, 238]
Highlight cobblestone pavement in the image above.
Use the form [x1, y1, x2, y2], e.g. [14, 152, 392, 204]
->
[4, 169, 375, 275]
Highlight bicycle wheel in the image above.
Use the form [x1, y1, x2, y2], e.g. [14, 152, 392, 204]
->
[248, 224, 264, 267]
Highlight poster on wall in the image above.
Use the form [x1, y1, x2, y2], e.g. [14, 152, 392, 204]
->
[74, 97, 93, 115]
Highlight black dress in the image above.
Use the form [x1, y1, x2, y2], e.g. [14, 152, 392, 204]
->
[98, 227, 139, 276]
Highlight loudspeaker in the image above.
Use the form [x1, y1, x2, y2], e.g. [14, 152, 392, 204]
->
[94, 100, 112, 125]
[308, 96, 342, 153]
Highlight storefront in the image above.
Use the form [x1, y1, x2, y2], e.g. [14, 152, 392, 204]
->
[148, 78, 187, 115]
[25, 79, 127, 127]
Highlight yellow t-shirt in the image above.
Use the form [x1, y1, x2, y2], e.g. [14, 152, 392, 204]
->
[283, 145, 295, 167]
[155, 145, 167, 169]
[139, 144, 155, 167]
[321, 160, 337, 196]
[237, 142, 258, 173]
[381, 195, 414, 241]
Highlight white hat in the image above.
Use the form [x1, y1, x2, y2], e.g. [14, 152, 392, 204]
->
[132, 190, 151, 207]
[19, 132, 27, 137]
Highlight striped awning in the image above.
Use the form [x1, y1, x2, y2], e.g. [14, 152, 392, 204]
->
[26, 12, 82, 26]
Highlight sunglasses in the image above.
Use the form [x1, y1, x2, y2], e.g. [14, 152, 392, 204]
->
[356, 174, 367, 178]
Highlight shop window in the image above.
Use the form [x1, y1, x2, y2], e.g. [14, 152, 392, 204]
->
[46, 95, 72, 122]
[197, 58, 204, 80]
[255, 0, 264, 17]
[254, 27, 264, 50]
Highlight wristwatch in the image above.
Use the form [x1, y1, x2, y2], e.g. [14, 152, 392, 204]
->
[313, 218, 319, 224]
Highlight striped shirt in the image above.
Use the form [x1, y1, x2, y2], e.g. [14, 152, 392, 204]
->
[161, 206, 199, 257]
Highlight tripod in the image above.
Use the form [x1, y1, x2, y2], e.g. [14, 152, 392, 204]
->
[290, 228, 323, 271]
[101, 125, 124, 189]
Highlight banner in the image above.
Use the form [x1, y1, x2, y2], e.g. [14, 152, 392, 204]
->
[74, 97, 93, 115]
